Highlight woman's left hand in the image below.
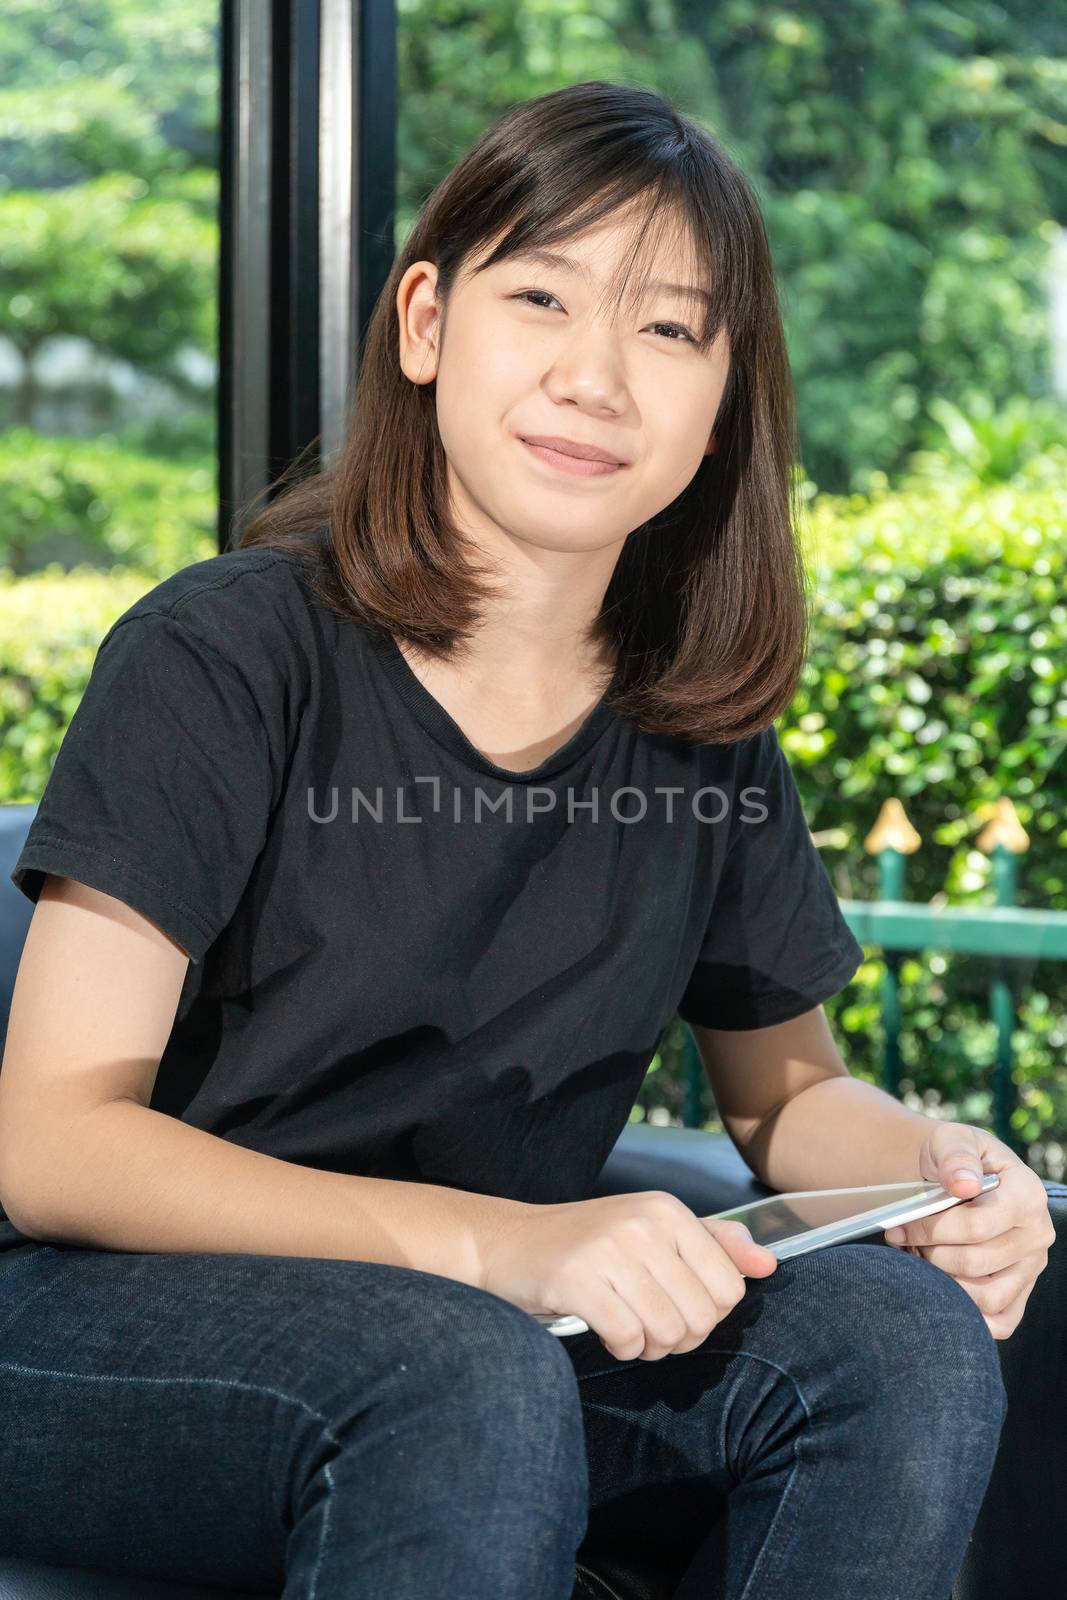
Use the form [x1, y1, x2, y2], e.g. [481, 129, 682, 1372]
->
[882, 1121, 1056, 1340]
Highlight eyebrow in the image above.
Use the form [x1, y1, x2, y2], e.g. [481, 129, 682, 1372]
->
[509, 247, 715, 311]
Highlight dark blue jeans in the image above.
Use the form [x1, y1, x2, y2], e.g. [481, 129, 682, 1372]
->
[0, 1236, 1006, 1599]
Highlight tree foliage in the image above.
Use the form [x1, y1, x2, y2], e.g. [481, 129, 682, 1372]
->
[397, 0, 1067, 490]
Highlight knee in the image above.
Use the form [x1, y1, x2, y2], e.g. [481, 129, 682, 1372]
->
[294, 1265, 586, 1456]
[452, 1287, 589, 1457]
[390, 1283, 590, 1534]
[295, 1277, 589, 1535]
[794, 1243, 1007, 1439]
[426, 1280, 585, 1421]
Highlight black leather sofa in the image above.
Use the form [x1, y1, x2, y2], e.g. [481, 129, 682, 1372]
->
[0, 800, 1063, 1600]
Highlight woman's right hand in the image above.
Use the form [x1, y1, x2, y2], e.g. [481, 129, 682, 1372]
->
[480, 1190, 779, 1362]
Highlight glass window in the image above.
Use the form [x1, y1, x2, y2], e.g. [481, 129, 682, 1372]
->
[1, 0, 220, 801]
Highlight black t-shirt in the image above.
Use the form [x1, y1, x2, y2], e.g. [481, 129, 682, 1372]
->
[1, 541, 863, 1248]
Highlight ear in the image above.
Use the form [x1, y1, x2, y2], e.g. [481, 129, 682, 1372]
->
[396, 260, 442, 386]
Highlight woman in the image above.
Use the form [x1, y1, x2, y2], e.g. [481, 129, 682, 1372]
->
[0, 81, 1009, 1599]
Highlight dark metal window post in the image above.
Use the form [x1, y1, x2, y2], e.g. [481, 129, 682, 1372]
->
[218, 0, 397, 550]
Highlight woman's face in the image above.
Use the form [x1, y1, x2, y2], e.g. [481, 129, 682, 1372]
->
[397, 206, 731, 560]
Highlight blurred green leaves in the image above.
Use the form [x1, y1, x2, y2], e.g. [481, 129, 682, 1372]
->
[398, 0, 1067, 492]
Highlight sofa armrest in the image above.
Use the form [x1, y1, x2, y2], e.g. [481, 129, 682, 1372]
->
[591, 1121, 775, 1215]
[0, 1559, 243, 1600]
[953, 1182, 1067, 1600]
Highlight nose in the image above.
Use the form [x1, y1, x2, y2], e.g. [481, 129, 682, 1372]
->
[541, 328, 629, 418]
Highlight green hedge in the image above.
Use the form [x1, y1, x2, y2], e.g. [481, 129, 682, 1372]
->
[788, 453, 1066, 1160]
[0, 566, 160, 800]
[0, 428, 216, 578]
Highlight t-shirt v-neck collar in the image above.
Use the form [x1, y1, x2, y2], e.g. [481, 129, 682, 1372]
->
[368, 628, 617, 784]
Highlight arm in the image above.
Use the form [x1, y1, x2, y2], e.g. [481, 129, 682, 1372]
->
[0, 877, 529, 1287]
[690, 1004, 935, 1191]
[693, 1004, 1057, 1343]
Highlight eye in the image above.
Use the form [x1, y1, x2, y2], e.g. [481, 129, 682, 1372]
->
[511, 289, 562, 312]
[647, 321, 697, 344]
[510, 291, 697, 344]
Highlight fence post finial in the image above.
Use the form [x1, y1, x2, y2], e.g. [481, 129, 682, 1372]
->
[863, 798, 922, 857]
[976, 797, 1030, 856]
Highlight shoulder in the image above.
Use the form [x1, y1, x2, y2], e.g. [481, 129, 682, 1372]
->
[685, 721, 788, 850]
[96, 546, 322, 694]
[101, 545, 314, 642]
[84, 547, 332, 758]
[692, 721, 782, 790]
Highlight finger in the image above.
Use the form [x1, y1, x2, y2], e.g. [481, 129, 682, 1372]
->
[597, 1218, 766, 1361]
[680, 1220, 773, 1305]
[640, 1245, 734, 1352]
[939, 1259, 1035, 1323]
[924, 1128, 987, 1198]
[601, 1260, 712, 1361]
[936, 1162, 986, 1197]
[702, 1218, 778, 1274]
[985, 1276, 1039, 1339]
[896, 1228, 1029, 1279]
[918, 1248, 1024, 1290]
[886, 1195, 1012, 1249]
[575, 1274, 648, 1361]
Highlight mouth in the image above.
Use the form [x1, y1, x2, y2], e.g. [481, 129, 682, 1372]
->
[517, 435, 628, 478]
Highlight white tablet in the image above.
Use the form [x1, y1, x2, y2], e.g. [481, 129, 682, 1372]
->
[533, 1173, 1000, 1337]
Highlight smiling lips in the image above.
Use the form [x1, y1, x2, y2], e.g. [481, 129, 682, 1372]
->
[517, 434, 628, 477]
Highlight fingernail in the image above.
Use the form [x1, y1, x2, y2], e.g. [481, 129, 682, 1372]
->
[885, 1228, 905, 1244]
[955, 1169, 981, 1183]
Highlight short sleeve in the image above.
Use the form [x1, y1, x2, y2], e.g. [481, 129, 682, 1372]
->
[677, 725, 864, 1029]
[10, 611, 280, 965]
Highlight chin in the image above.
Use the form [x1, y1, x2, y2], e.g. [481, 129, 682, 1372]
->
[505, 518, 626, 554]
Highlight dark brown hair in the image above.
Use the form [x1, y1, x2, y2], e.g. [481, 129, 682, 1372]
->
[236, 79, 810, 745]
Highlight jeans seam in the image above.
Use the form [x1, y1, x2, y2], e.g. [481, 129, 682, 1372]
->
[576, 1346, 813, 1600]
[736, 1431, 807, 1600]
[574, 1345, 812, 1415]
[0, 1357, 339, 1599]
